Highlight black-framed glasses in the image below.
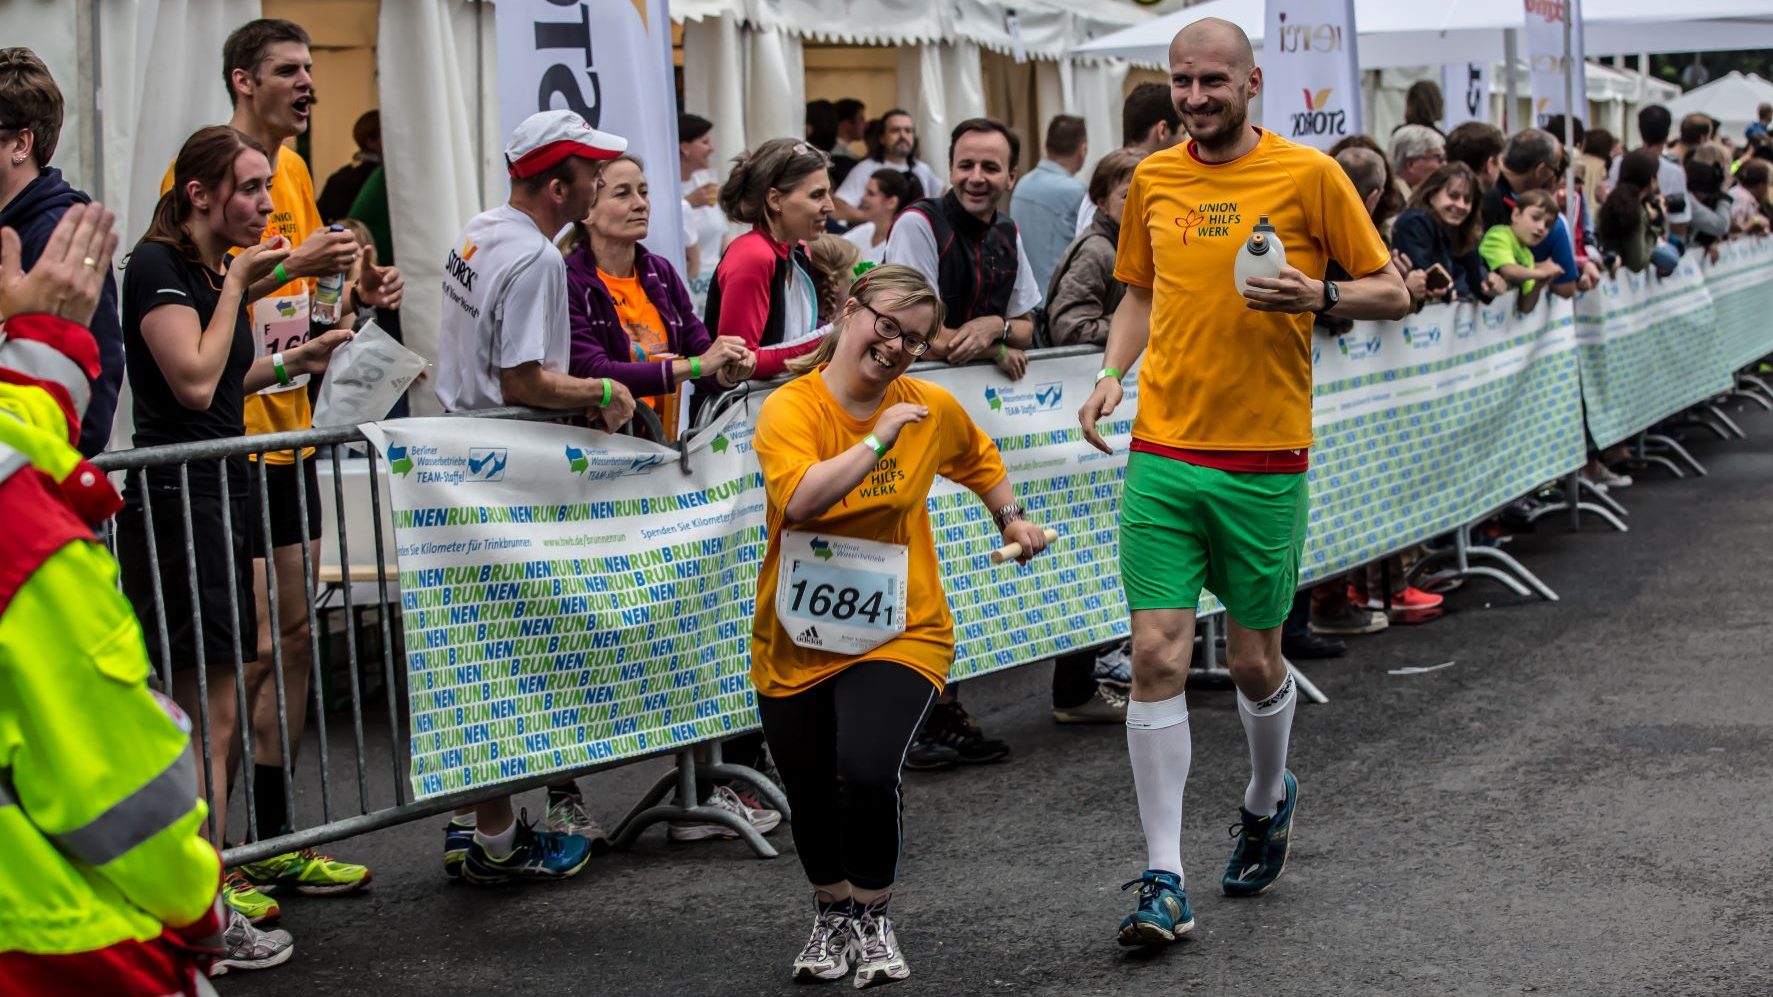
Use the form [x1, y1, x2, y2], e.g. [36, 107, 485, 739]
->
[857, 300, 931, 356]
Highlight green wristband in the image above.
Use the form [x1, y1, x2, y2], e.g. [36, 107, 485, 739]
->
[272, 351, 292, 386]
[862, 434, 888, 458]
[600, 378, 612, 407]
[690, 355, 702, 378]
[998, 342, 1008, 360]
[273, 262, 290, 285]
[1097, 366, 1122, 383]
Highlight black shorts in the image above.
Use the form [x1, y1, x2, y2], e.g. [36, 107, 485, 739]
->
[247, 457, 324, 558]
[115, 488, 259, 673]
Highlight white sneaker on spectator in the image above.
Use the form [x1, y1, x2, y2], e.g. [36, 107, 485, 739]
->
[211, 907, 295, 976]
[545, 789, 613, 854]
[1595, 466, 1633, 489]
[669, 784, 782, 842]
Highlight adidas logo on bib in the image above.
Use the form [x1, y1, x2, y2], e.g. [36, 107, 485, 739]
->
[797, 625, 822, 646]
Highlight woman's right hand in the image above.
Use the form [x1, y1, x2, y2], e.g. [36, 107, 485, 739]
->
[698, 335, 752, 376]
[230, 237, 291, 290]
[870, 402, 928, 449]
[1403, 267, 1429, 302]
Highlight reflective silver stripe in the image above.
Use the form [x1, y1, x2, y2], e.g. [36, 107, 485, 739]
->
[53, 752, 198, 867]
[0, 335, 92, 419]
[0, 442, 25, 488]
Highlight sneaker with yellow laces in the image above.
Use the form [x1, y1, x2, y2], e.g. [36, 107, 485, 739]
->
[238, 847, 372, 896]
[222, 870, 282, 924]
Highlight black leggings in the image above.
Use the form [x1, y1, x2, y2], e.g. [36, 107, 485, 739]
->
[757, 661, 936, 892]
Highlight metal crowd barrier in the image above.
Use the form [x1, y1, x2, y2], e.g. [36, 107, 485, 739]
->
[87, 336, 1769, 867]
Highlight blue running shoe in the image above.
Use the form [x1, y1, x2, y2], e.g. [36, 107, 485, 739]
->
[443, 821, 475, 880]
[1117, 870, 1193, 946]
[1221, 769, 1298, 897]
[462, 814, 593, 886]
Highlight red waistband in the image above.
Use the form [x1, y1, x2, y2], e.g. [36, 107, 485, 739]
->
[1130, 439, 1310, 473]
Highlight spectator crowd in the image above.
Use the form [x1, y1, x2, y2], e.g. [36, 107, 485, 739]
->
[4, 18, 1773, 988]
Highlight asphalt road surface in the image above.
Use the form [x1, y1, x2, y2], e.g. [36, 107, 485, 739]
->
[222, 403, 1773, 997]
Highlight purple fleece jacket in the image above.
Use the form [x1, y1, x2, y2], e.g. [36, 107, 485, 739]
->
[564, 240, 718, 395]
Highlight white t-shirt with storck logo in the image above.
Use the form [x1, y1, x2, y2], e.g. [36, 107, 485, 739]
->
[436, 204, 570, 413]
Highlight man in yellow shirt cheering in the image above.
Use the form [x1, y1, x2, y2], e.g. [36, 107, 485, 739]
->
[1076, 17, 1409, 948]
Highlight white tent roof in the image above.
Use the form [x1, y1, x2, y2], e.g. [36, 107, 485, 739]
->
[1663, 71, 1773, 139]
[1073, 0, 1773, 68]
[673, 0, 1157, 62]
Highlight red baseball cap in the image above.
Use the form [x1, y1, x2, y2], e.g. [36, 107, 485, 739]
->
[505, 110, 628, 179]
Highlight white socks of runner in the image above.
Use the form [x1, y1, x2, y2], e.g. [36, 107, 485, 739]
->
[1238, 673, 1297, 817]
[475, 819, 518, 859]
[1126, 691, 1192, 881]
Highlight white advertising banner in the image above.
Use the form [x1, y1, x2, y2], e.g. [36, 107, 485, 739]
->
[493, 0, 685, 270]
[1261, 0, 1364, 150]
[1524, 0, 1585, 129]
[1442, 62, 1492, 130]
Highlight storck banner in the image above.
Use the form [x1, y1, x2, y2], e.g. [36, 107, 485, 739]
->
[493, 0, 685, 270]
[1525, 0, 1586, 129]
[1261, 0, 1363, 150]
[1442, 62, 1492, 129]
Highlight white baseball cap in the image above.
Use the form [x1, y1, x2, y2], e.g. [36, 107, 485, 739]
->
[504, 110, 627, 179]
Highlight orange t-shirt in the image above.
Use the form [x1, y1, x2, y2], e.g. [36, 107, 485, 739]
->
[1113, 129, 1391, 452]
[161, 149, 322, 463]
[750, 367, 1008, 696]
[600, 268, 680, 430]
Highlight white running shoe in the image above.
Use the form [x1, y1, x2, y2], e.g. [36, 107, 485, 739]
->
[668, 784, 782, 842]
[852, 900, 909, 989]
[792, 902, 861, 983]
[545, 789, 613, 853]
[211, 907, 295, 976]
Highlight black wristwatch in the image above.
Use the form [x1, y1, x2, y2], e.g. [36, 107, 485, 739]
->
[1317, 279, 1339, 313]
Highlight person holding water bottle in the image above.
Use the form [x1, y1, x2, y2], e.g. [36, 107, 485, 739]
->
[158, 19, 406, 920]
[1074, 18, 1407, 948]
[749, 264, 1049, 988]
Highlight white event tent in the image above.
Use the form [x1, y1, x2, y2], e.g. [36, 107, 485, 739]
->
[1663, 71, 1773, 141]
[1073, 0, 1773, 68]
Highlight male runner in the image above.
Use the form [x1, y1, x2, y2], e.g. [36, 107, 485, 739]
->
[1076, 18, 1409, 946]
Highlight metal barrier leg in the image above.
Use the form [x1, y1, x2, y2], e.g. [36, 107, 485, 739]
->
[701, 739, 791, 820]
[1576, 476, 1630, 519]
[609, 747, 778, 858]
[1284, 659, 1329, 705]
[1705, 402, 1747, 439]
[1464, 546, 1559, 602]
[1524, 472, 1630, 533]
[1407, 523, 1548, 600]
[1737, 373, 1773, 406]
[1644, 432, 1707, 477]
[1731, 385, 1773, 412]
[1629, 431, 1686, 479]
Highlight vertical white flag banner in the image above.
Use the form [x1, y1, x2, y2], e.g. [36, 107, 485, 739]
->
[1442, 62, 1492, 129]
[1524, 0, 1585, 129]
[493, 0, 685, 271]
[1262, 0, 1363, 151]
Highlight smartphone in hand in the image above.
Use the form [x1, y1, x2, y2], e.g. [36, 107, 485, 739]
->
[1424, 263, 1453, 295]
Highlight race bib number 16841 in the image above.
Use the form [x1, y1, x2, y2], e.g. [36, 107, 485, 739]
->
[775, 530, 909, 656]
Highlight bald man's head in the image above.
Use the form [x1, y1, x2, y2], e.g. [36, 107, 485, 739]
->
[1170, 17, 1255, 76]
[1168, 17, 1260, 153]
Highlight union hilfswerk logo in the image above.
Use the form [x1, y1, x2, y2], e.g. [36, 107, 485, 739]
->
[466, 447, 508, 481]
[809, 537, 834, 561]
[387, 444, 414, 477]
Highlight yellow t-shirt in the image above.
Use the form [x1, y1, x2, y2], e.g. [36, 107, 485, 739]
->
[1113, 129, 1391, 452]
[161, 149, 322, 463]
[749, 368, 1007, 697]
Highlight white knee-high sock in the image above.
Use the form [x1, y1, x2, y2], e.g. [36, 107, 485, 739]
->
[1238, 673, 1297, 816]
[1126, 692, 1191, 882]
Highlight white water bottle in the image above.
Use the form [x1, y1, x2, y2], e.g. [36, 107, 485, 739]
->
[1233, 215, 1287, 296]
[312, 224, 347, 325]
